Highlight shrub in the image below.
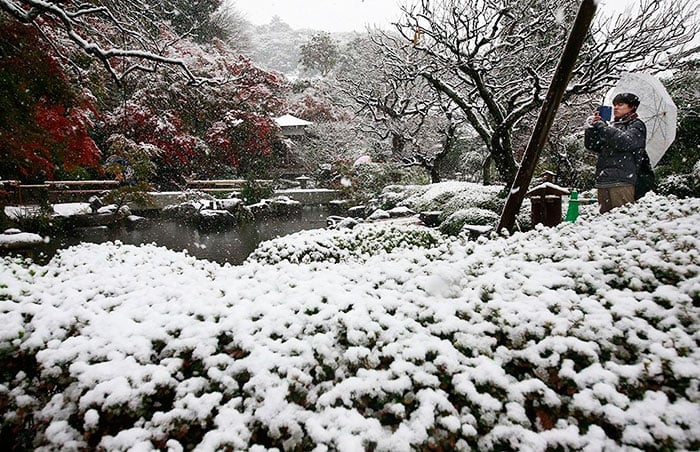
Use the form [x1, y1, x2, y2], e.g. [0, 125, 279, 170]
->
[239, 180, 274, 205]
[337, 163, 430, 207]
[0, 195, 699, 450]
[4, 205, 55, 234]
[247, 223, 445, 265]
[439, 208, 500, 235]
[657, 177, 696, 200]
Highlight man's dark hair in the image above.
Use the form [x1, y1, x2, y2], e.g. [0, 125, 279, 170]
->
[613, 92, 640, 110]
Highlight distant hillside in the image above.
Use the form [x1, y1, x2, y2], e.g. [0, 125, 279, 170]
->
[242, 17, 360, 77]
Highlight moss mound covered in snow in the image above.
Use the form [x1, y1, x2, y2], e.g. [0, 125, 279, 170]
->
[247, 223, 445, 265]
[0, 194, 698, 450]
[377, 181, 534, 233]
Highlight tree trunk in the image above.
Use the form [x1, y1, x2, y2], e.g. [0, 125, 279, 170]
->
[482, 155, 493, 185]
[0, 205, 10, 228]
[391, 133, 405, 155]
[430, 166, 441, 183]
[431, 121, 459, 183]
[483, 130, 518, 186]
[490, 142, 518, 187]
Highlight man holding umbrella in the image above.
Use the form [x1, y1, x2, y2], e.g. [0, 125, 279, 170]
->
[584, 92, 654, 213]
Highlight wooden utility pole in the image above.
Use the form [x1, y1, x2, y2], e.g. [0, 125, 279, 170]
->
[497, 0, 597, 233]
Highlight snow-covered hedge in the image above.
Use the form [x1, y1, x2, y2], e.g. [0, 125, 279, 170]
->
[1, 194, 698, 450]
[439, 208, 500, 235]
[657, 174, 699, 198]
[376, 182, 534, 232]
[378, 182, 504, 213]
[247, 223, 445, 265]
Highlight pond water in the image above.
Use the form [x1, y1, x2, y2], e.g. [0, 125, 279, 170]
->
[28, 206, 331, 265]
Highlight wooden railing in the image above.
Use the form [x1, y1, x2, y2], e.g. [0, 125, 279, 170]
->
[1, 178, 308, 205]
[1, 180, 119, 204]
[45, 180, 120, 203]
[184, 179, 273, 195]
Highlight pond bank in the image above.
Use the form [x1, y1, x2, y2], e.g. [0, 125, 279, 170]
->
[2, 205, 332, 265]
[127, 188, 342, 211]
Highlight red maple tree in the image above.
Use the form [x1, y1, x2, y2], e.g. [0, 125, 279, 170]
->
[0, 19, 101, 182]
[99, 36, 288, 184]
[205, 111, 280, 178]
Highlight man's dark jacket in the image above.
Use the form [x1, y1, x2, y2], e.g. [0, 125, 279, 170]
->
[584, 114, 653, 197]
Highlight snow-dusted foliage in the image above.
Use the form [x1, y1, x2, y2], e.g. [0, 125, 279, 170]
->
[247, 223, 444, 265]
[1, 194, 698, 450]
[439, 208, 500, 235]
[377, 181, 535, 232]
[657, 174, 698, 198]
[379, 182, 503, 212]
[657, 156, 700, 198]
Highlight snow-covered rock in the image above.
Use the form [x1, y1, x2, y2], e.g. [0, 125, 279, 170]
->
[0, 230, 45, 249]
[367, 208, 391, 221]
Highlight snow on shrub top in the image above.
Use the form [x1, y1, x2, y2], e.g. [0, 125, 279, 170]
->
[378, 181, 537, 231]
[0, 193, 698, 451]
[381, 181, 504, 213]
[247, 223, 445, 265]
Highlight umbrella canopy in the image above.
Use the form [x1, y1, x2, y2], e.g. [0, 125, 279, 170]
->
[604, 72, 677, 167]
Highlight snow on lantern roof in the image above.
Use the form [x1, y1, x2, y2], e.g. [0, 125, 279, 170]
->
[526, 182, 570, 197]
[274, 114, 313, 127]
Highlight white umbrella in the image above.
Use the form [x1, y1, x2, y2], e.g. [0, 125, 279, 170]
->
[604, 72, 677, 167]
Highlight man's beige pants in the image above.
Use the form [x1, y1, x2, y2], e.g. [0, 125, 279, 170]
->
[597, 185, 635, 214]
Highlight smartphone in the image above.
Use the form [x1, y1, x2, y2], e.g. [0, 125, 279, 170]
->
[597, 105, 612, 121]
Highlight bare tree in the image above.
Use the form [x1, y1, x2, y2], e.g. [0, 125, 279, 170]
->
[0, 0, 221, 84]
[337, 36, 430, 153]
[381, 0, 698, 185]
[336, 34, 466, 182]
[213, 4, 252, 54]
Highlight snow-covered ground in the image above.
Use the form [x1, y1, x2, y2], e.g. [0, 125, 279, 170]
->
[1, 193, 698, 450]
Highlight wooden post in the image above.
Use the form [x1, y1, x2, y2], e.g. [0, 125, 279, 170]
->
[497, 0, 597, 233]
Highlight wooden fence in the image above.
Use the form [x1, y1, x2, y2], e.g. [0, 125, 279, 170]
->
[184, 179, 281, 196]
[1, 180, 120, 204]
[0, 179, 276, 204]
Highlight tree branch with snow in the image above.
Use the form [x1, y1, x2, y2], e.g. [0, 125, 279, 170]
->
[0, 0, 218, 85]
[377, 0, 698, 186]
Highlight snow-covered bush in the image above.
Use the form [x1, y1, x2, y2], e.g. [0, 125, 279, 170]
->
[654, 154, 700, 199]
[439, 207, 500, 235]
[4, 204, 55, 235]
[375, 182, 534, 232]
[1, 194, 698, 450]
[386, 181, 504, 213]
[656, 173, 699, 198]
[247, 223, 445, 265]
[376, 184, 424, 210]
[336, 163, 430, 207]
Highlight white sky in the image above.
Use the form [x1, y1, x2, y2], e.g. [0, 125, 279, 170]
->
[231, 0, 637, 33]
[232, 0, 402, 32]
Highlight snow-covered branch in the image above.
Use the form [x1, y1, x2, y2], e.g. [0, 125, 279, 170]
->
[0, 0, 211, 84]
[379, 0, 698, 185]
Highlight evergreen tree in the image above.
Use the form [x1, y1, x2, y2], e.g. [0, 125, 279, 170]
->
[300, 32, 340, 77]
